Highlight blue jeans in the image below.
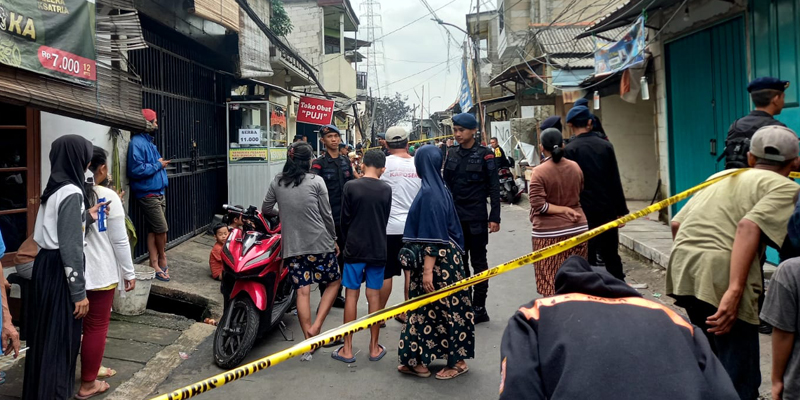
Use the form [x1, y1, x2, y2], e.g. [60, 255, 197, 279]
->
[681, 297, 760, 400]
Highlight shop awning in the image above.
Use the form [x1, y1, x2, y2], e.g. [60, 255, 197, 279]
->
[0, 0, 149, 131]
[552, 68, 594, 87]
[578, 0, 680, 38]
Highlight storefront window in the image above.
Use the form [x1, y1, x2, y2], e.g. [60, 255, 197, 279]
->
[228, 101, 288, 164]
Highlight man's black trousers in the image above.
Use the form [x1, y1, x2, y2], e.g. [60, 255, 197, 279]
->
[586, 214, 625, 280]
[461, 221, 489, 309]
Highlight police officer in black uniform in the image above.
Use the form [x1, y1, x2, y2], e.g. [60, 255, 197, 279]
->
[444, 113, 501, 324]
[311, 124, 354, 308]
[723, 77, 789, 169]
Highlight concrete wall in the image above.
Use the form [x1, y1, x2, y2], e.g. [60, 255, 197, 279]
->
[321, 53, 356, 98]
[284, 1, 324, 67]
[40, 112, 130, 204]
[596, 95, 658, 200]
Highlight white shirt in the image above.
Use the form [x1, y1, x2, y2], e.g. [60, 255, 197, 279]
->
[84, 186, 136, 290]
[34, 184, 85, 250]
[381, 155, 421, 235]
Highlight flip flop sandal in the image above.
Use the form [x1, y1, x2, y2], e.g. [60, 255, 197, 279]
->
[74, 381, 110, 399]
[97, 366, 116, 379]
[331, 346, 356, 364]
[394, 314, 407, 324]
[398, 365, 431, 378]
[155, 271, 170, 282]
[369, 345, 387, 362]
[435, 365, 469, 380]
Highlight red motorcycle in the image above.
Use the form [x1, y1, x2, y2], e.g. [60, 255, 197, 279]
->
[214, 205, 296, 368]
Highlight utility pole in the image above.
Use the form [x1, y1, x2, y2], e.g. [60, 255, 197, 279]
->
[474, 0, 486, 144]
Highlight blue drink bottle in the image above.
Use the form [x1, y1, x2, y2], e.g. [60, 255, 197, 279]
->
[98, 197, 107, 232]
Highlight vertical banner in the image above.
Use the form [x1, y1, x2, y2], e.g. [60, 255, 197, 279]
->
[491, 121, 512, 155]
[0, 0, 97, 86]
[458, 58, 473, 112]
[594, 15, 646, 76]
[297, 96, 335, 125]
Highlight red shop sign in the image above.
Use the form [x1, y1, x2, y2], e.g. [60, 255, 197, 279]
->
[297, 96, 335, 125]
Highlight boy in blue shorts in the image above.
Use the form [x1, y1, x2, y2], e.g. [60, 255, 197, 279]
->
[333, 149, 393, 363]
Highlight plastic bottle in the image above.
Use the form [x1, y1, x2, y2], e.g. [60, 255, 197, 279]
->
[98, 197, 107, 232]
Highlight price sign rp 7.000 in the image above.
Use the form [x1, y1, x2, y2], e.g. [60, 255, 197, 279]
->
[238, 129, 262, 145]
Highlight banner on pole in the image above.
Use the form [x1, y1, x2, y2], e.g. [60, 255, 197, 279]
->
[0, 0, 97, 86]
[594, 15, 646, 76]
[458, 58, 473, 112]
[297, 96, 335, 125]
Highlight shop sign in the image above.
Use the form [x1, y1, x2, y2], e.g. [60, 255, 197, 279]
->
[297, 96, 335, 125]
[229, 147, 289, 163]
[238, 128, 261, 145]
[0, 0, 97, 86]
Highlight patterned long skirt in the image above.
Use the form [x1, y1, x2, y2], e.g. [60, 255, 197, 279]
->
[532, 235, 588, 297]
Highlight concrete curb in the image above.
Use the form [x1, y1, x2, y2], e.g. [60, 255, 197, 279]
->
[105, 322, 216, 400]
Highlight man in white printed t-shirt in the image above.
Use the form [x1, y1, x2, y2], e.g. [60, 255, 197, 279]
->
[379, 126, 421, 323]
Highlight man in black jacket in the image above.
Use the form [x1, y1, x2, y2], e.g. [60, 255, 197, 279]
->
[444, 113, 501, 324]
[723, 77, 789, 169]
[499, 256, 739, 400]
[564, 106, 628, 280]
[311, 124, 354, 308]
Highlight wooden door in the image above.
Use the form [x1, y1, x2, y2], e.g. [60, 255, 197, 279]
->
[0, 106, 40, 266]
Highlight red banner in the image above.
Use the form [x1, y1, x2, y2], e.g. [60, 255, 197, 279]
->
[38, 46, 97, 82]
[297, 96, 335, 125]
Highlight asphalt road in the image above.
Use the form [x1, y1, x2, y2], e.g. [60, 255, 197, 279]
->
[150, 203, 543, 400]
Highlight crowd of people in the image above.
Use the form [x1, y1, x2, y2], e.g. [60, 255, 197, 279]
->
[260, 115, 499, 378]
[501, 77, 800, 400]
[4, 76, 800, 399]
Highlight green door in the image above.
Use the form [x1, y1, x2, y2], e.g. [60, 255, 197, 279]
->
[752, 0, 800, 133]
[752, 0, 800, 264]
[667, 17, 748, 212]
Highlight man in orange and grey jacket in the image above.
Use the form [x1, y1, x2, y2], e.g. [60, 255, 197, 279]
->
[499, 256, 738, 400]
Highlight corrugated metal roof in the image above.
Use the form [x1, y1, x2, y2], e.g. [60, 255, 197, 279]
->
[549, 57, 595, 69]
[532, 25, 627, 56]
[581, 0, 680, 37]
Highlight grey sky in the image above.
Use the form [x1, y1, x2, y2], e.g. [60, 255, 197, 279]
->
[350, 0, 482, 118]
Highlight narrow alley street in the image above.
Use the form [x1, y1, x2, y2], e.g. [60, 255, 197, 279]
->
[144, 203, 774, 400]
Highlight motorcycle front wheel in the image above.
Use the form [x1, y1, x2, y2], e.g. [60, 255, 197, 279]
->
[214, 296, 260, 369]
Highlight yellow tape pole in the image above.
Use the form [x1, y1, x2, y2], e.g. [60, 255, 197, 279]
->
[365, 134, 454, 151]
[151, 169, 745, 400]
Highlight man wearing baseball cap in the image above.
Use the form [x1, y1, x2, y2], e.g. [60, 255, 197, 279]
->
[311, 123, 354, 308]
[668, 125, 800, 399]
[722, 77, 789, 169]
[378, 126, 421, 316]
[128, 109, 171, 281]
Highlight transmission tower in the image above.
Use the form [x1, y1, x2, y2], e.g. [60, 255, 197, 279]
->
[359, 0, 388, 98]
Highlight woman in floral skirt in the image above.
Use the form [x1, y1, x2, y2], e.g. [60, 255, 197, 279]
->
[397, 145, 474, 380]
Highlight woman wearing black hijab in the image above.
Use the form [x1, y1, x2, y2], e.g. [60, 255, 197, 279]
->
[23, 135, 107, 400]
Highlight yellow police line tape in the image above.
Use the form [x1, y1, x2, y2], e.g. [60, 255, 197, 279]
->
[791, 172, 800, 179]
[151, 168, 746, 400]
[365, 134, 454, 151]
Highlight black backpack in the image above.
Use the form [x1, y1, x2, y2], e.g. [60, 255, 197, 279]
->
[719, 136, 751, 169]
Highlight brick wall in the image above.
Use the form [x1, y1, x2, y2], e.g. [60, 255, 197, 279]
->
[284, 1, 323, 67]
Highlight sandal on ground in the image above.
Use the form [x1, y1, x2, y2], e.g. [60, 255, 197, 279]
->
[74, 381, 110, 400]
[394, 313, 407, 324]
[397, 364, 431, 378]
[369, 345, 387, 362]
[331, 346, 356, 364]
[435, 365, 469, 380]
[97, 366, 116, 379]
[155, 270, 170, 282]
